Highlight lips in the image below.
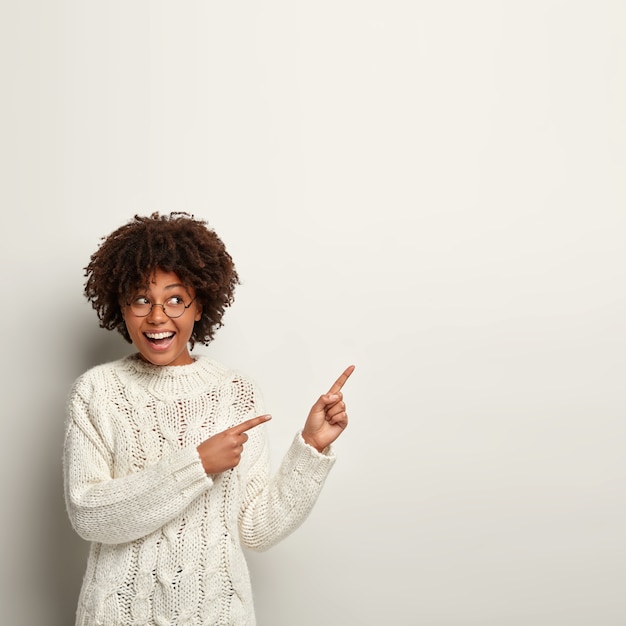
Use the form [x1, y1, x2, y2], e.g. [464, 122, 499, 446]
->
[145, 331, 175, 341]
[144, 331, 176, 350]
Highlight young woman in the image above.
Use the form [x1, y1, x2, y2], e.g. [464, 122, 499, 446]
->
[63, 212, 354, 626]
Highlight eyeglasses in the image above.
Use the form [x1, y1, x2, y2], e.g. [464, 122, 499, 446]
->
[126, 295, 197, 318]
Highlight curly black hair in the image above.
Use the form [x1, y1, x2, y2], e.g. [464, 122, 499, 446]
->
[84, 212, 239, 347]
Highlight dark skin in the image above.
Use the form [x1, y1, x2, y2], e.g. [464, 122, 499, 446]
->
[197, 365, 355, 474]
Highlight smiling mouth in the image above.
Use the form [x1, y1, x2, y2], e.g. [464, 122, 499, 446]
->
[144, 331, 175, 346]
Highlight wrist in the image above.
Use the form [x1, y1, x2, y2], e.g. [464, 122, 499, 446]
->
[301, 431, 325, 453]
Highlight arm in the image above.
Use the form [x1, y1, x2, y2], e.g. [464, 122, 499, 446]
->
[238, 366, 354, 551]
[238, 427, 336, 551]
[63, 389, 212, 545]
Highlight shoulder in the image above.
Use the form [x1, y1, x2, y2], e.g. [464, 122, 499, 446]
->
[65, 359, 132, 430]
[68, 356, 134, 398]
[69, 355, 147, 402]
[72, 355, 132, 383]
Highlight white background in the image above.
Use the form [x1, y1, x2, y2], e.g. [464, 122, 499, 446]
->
[1, 2, 625, 624]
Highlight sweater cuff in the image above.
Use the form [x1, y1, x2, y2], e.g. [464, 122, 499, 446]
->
[168, 446, 214, 497]
[296, 430, 336, 459]
[288, 431, 336, 485]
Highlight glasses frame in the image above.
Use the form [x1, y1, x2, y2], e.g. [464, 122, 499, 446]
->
[126, 295, 197, 319]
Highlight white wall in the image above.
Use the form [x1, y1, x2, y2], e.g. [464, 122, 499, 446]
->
[2, 2, 625, 624]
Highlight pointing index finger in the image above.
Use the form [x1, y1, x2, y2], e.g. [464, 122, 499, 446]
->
[327, 365, 356, 395]
[231, 414, 272, 435]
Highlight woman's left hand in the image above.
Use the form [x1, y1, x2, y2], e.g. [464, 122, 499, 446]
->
[302, 365, 355, 452]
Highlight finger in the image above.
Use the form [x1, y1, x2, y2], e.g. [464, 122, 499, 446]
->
[326, 405, 347, 423]
[310, 392, 338, 415]
[231, 414, 272, 435]
[328, 410, 348, 427]
[325, 401, 346, 419]
[327, 365, 355, 395]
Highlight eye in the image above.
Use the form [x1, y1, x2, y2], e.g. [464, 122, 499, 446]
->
[165, 296, 185, 306]
[132, 296, 151, 305]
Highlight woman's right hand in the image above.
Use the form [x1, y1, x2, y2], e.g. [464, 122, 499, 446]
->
[196, 414, 271, 475]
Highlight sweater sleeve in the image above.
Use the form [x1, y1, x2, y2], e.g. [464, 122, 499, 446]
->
[63, 386, 213, 545]
[237, 427, 336, 552]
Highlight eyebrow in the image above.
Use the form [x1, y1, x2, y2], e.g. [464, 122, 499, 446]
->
[140, 283, 189, 295]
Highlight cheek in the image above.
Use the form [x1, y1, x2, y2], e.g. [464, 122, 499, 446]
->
[123, 317, 140, 338]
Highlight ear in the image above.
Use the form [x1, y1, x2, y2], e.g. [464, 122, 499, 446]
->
[194, 303, 203, 322]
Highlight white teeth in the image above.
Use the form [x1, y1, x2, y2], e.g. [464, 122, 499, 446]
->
[145, 332, 175, 340]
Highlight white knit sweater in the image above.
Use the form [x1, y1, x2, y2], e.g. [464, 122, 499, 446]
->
[63, 355, 336, 626]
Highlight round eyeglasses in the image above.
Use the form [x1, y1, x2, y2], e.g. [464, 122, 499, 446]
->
[126, 295, 197, 318]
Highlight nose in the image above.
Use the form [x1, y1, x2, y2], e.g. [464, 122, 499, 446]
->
[147, 303, 168, 322]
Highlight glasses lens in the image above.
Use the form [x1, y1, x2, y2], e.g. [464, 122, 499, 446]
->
[164, 297, 185, 318]
[130, 298, 152, 317]
[128, 297, 189, 317]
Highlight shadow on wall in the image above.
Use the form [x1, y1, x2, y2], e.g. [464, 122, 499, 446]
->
[39, 325, 132, 626]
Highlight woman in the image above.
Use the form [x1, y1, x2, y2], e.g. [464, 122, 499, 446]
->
[63, 212, 354, 626]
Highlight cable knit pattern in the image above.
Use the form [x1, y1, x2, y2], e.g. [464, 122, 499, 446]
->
[64, 355, 336, 626]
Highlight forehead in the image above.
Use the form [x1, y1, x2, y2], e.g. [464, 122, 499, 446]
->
[148, 269, 183, 285]
[140, 269, 190, 293]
